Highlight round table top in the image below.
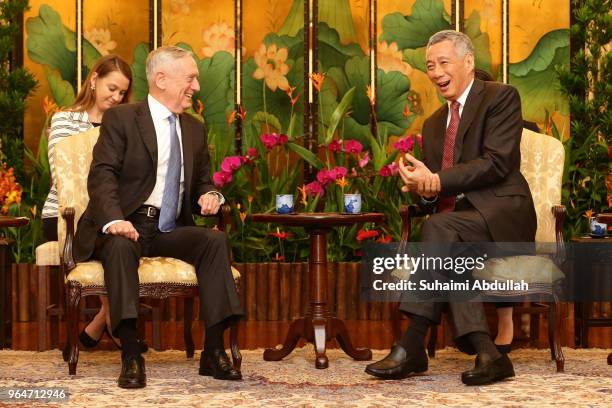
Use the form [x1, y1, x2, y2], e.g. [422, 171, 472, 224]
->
[250, 212, 385, 227]
[596, 213, 612, 224]
[0, 216, 29, 228]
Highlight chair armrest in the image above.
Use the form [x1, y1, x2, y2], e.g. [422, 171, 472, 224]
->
[61, 207, 77, 273]
[398, 204, 424, 254]
[552, 204, 566, 264]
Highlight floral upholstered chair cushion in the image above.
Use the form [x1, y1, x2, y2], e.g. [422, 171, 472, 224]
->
[53, 127, 240, 286]
[54, 127, 100, 256]
[66, 257, 241, 287]
[473, 129, 565, 286]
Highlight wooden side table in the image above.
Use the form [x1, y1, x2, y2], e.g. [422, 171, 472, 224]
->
[250, 212, 384, 369]
[571, 233, 612, 348]
[0, 216, 29, 348]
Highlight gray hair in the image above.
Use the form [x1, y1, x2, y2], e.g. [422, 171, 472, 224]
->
[145, 46, 194, 84]
[427, 30, 475, 58]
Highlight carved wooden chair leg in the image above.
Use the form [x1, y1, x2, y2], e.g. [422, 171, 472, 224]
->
[37, 265, 48, 351]
[229, 319, 242, 370]
[66, 282, 81, 375]
[547, 302, 556, 361]
[184, 297, 195, 358]
[151, 299, 162, 351]
[551, 299, 565, 372]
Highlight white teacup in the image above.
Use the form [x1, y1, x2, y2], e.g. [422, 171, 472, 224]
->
[590, 217, 607, 236]
[344, 194, 362, 214]
[276, 194, 294, 214]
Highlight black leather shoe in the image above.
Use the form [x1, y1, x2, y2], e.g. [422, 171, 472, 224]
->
[199, 349, 242, 380]
[365, 344, 428, 379]
[461, 353, 515, 386]
[118, 355, 146, 389]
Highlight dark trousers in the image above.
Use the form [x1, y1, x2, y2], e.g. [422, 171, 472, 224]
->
[399, 201, 491, 349]
[92, 213, 244, 333]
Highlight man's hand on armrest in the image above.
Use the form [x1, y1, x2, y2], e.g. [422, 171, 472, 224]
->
[198, 192, 223, 216]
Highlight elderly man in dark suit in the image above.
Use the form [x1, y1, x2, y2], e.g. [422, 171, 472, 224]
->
[74, 46, 244, 388]
[365, 30, 536, 385]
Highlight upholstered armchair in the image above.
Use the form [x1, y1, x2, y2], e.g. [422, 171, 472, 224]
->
[53, 127, 241, 375]
[393, 129, 567, 372]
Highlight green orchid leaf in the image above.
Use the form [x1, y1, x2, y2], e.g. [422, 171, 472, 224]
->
[131, 42, 149, 101]
[325, 87, 355, 145]
[509, 29, 570, 122]
[287, 142, 324, 169]
[26, 4, 76, 85]
[251, 111, 283, 134]
[45, 67, 75, 108]
[380, 0, 450, 49]
[326, 58, 411, 145]
[367, 132, 385, 170]
[287, 113, 298, 140]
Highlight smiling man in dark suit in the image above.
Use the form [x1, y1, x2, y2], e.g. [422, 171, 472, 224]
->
[74, 46, 244, 388]
[365, 30, 536, 385]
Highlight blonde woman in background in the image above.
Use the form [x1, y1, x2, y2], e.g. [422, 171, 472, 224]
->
[41, 54, 146, 352]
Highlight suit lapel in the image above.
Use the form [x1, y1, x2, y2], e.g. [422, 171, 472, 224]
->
[136, 101, 158, 166]
[179, 114, 194, 199]
[428, 106, 447, 171]
[454, 79, 484, 163]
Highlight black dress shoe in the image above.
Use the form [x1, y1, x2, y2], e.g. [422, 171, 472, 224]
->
[199, 349, 242, 380]
[365, 344, 428, 380]
[118, 355, 146, 389]
[461, 353, 515, 386]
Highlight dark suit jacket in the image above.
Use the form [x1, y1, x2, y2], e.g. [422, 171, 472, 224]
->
[73, 100, 215, 261]
[420, 79, 537, 242]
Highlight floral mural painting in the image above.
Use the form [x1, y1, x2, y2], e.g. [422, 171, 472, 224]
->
[22, 0, 573, 262]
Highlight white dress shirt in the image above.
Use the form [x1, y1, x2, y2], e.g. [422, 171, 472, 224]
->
[144, 94, 185, 211]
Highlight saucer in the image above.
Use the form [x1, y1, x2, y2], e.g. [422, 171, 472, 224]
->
[589, 233, 609, 239]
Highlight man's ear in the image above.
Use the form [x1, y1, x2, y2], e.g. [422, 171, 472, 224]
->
[155, 71, 166, 90]
[465, 53, 475, 71]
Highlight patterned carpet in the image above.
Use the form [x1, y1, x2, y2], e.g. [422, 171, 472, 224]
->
[0, 347, 610, 407]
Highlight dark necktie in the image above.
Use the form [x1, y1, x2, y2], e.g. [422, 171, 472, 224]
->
[437, 101, 460, 213]
[159, 114, 181, 232]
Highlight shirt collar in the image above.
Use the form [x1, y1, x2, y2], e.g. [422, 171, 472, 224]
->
[147, 94, 174, 122]
[447, 78, 474, 109]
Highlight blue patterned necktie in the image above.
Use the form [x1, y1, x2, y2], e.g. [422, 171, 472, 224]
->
[158, 114, 181, 232]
